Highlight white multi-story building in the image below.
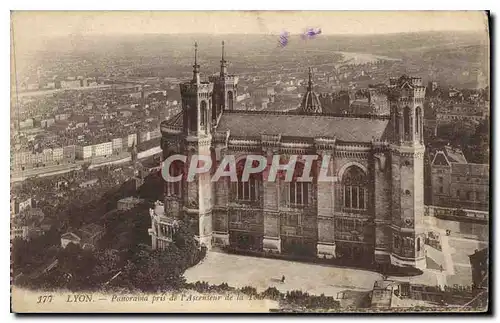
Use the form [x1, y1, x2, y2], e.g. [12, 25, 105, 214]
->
[112, 137, 123, 152]
[76, 144, 93, 160]
[41, 118, 55, 128]
[53, 147, 64, 161]
[127, 133, 137, 148]
[93, 141, 113, 157]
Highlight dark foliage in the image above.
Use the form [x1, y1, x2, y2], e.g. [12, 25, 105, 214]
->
[185, 280, 340, 310]
[137, 172, 164, 202]
[434, 118, 489, 164]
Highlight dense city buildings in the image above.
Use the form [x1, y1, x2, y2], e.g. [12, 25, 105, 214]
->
[152, 43, 429, 269]
[10, 83, 174, 172]
[436, 103, 488, 124]
[429, 146, 489, 211]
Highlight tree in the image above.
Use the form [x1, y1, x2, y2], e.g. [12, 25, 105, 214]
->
[470, 118, 490, 164]
[138, 173, 164, 201]
[82, 162, 91, 176]
[118, 244, 186, 292]
[56, 243, 98, 290]
[92, 249, 121, 281]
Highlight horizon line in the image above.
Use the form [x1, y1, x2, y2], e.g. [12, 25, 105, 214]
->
[43, 29, 486, 37]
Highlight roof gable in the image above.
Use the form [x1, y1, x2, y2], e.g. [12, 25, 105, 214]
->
[401, 81, 413, 89]
[432, 152, 450, 166]
[61, 232, 81, 241]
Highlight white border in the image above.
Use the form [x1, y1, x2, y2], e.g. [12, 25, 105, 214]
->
[3, 1, 498, 322]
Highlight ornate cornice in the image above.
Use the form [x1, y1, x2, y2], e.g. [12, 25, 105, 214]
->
[314, 137, 336, 150]
[335, 151, 370, 159]
[261, 133, 282, 146]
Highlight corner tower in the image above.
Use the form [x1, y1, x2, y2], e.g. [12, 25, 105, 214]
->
[209, 41, 238, 122]
[388, 75, 426, 269]
[178, 42, 215, 248]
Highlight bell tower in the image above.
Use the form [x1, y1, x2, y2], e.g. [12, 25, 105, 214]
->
[388, 75, 426, 269]
[180, 42, 213, 137]
[179, 42, 215, 248]
[210, 41, 238, 123]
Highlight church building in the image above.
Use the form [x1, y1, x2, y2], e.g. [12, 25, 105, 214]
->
[150, 42, 427, 269]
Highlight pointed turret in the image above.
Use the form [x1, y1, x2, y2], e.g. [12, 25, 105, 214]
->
[307, 67, 313, 91]
[192, 42, 200, 84]
[299, 67, 322, 114]
[220, 41, 227, 77]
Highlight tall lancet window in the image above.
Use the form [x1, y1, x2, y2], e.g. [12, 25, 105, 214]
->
[232, 158, 261, 202]
[166, 159, 184, 197]
[228, 91, 233, 111]
[415, 106, 422, 141]
[200, 101, 208, 131]
[403, 106, 411, 135]
[189, 105, 197, 132]
[342, 166, 368, 211]
[280, 161, 310, 207]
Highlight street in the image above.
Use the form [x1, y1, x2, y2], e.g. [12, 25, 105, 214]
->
[10, 146, 162, 183]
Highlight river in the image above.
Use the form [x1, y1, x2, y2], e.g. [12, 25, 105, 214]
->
[335, 51, 401, 65]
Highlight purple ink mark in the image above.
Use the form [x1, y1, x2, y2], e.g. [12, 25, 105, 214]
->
[278, 31, 290, 47]
[302, 28, 322, 40]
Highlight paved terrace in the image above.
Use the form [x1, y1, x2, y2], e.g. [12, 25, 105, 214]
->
[185, 251, 382, 297]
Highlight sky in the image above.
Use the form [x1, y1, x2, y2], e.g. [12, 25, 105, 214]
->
[11, 11, 488, 54]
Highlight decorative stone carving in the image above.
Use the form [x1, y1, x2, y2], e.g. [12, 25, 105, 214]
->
[374, 152, 387, 172]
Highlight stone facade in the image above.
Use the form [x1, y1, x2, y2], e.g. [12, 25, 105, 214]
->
[149, 43, 427, 270]
[430, 148, 489, 211]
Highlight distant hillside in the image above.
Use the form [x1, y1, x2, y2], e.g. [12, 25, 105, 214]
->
[27, 30, 489, 88]
[37, 31, 487, 57]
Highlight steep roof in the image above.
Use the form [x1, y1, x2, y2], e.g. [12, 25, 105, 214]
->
[431, 147, 468, 166]
[217, 111, 390, 142]
[444, 146, 468, 163]
[298, 68, 322, 114]
[164, 111, 183, 127]
[300, 91, 322, 114]
[61, 232, 81, 241]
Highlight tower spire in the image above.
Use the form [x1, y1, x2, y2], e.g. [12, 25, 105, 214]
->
[193, 42, 200, 83]
[220, 40, 227, 77]
[307, 67, 313, 91]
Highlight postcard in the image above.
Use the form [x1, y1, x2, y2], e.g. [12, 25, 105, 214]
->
[10, 11, 490, 313]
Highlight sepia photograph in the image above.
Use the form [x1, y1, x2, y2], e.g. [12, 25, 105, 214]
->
[9, 10, 490, 313]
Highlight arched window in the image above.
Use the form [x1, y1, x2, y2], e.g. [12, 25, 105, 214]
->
[280, 161, 310, 207]
[166, 159, 184, 197]
[189, 105, 197, 132]
[403, 106, 411, 135]
[200, 101, 208, 130]
[342, 166, 367, 211]
[417, 237, 421, 252]
[228, 91, 234, 111]
[394, 235, 400, 249]
[232, 158, 261, 202]
[394, 111, 400, 137]
[415, 106, 422, 135]
[211, 95, 218, 121]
